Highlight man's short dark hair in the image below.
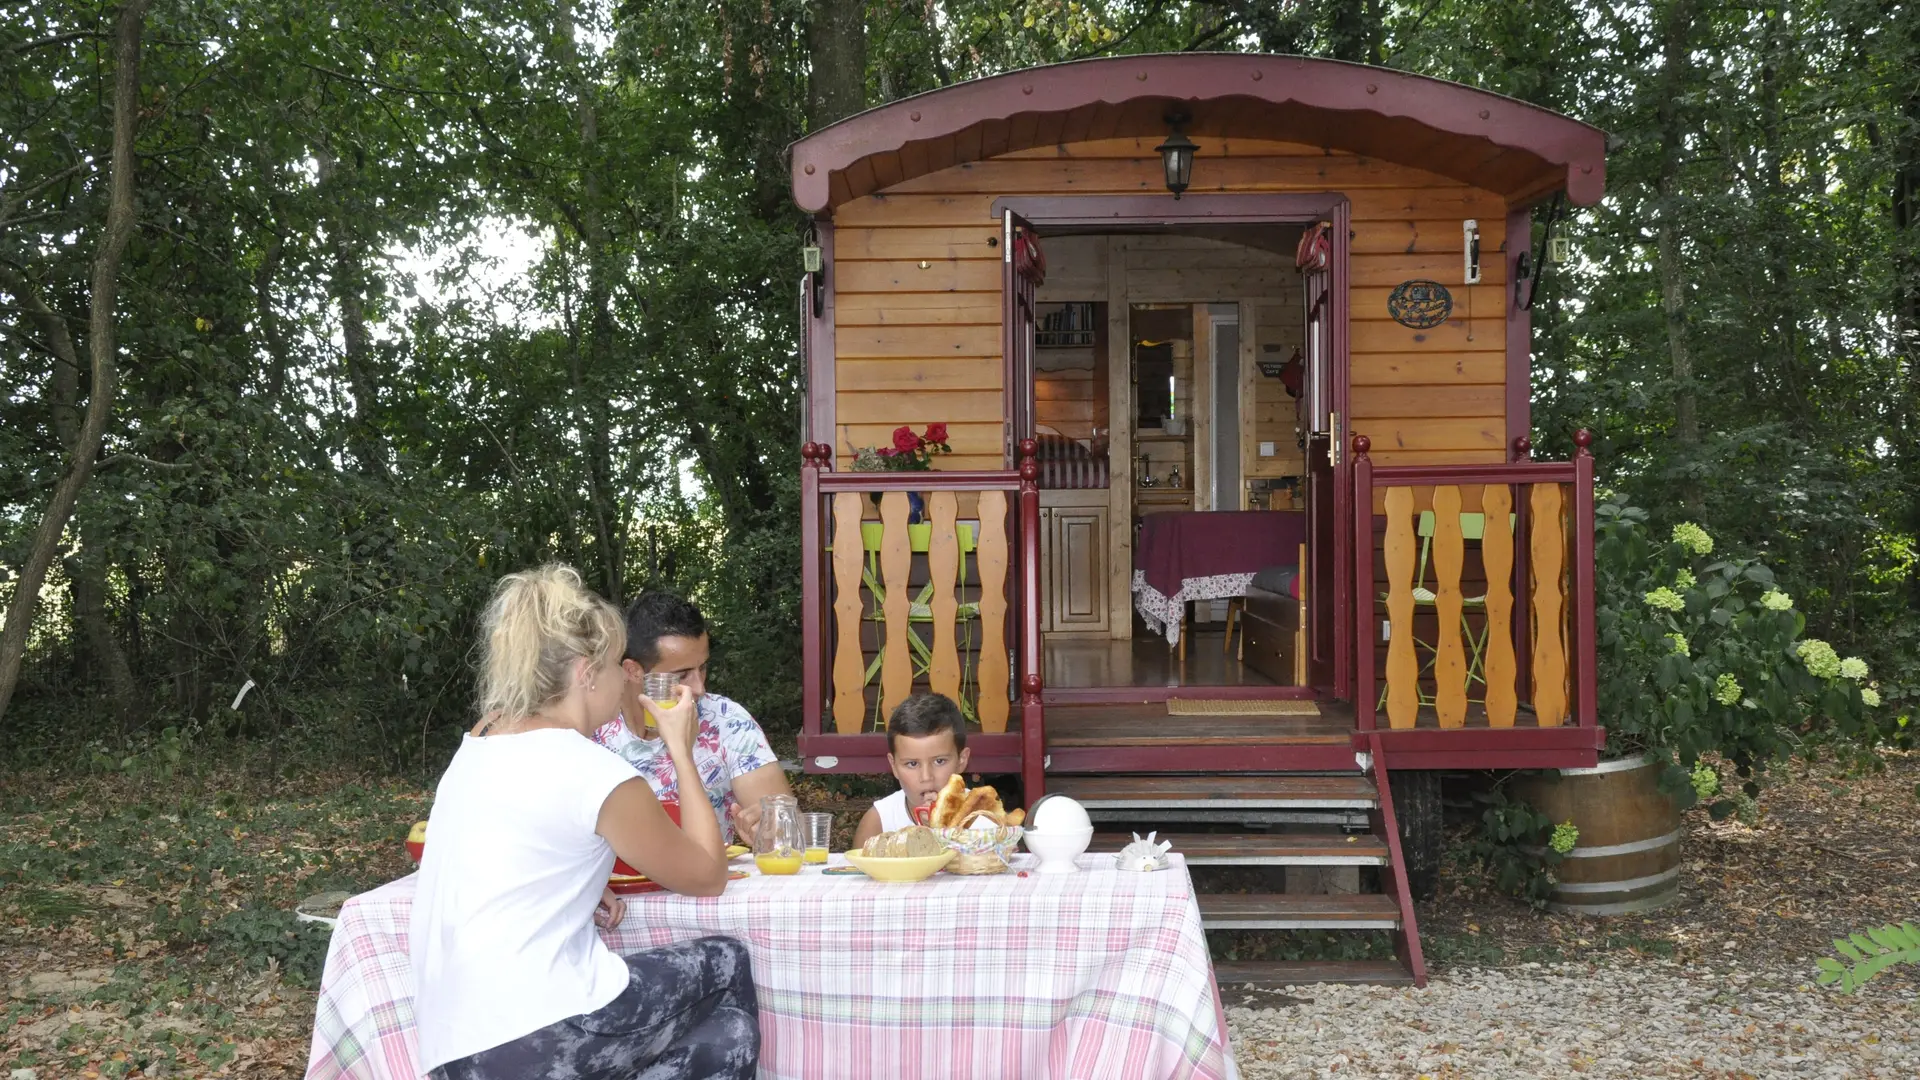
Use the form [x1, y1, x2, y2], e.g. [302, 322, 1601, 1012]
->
[623, 591, 707, 667]
[886, 693, 967, 755]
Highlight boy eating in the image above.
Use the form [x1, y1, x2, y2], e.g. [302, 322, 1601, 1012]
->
[852, 693, 970, 847]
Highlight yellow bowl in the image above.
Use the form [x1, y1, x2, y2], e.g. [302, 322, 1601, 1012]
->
[842, 849, 956, 882]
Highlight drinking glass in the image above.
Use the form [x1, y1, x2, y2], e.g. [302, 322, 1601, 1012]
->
[754, 795, 802, 875]
[640, 671, 680, 733]
[802, 812, 833, 864]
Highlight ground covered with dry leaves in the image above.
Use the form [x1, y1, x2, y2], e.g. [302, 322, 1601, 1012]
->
[0, 767, 425, 1078]
[1228, 752, 1920, 1078]
[3, 755, 1914, 1078]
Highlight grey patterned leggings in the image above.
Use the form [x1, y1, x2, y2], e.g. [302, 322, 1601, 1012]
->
[432, 936, 759, 1080]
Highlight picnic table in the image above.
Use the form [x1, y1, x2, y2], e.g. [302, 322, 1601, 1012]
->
[304, 852, 1239, 1080]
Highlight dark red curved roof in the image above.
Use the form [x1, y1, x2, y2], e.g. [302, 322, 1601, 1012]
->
[791, 54, 1607, 213]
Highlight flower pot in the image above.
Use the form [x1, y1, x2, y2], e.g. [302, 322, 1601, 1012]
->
[1512, 754, 1682, 916]
[865, 490, 928, 526]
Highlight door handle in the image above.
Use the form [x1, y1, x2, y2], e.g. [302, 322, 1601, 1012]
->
[1328, 412, 1341, 467]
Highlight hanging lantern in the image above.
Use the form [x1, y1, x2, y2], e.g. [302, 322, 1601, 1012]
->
[1155, 113, 1198, 199]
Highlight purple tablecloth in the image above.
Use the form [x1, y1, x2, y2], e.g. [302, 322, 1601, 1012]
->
[1132, 512, 1305, 645]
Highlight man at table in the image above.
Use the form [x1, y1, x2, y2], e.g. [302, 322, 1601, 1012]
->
[593, 591, 793, 846]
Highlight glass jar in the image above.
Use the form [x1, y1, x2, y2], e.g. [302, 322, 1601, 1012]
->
[753, 794, 803, 875]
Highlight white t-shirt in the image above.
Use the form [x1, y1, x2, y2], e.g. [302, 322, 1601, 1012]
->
[410, 729, 641, 1072]
[874, 789, 915, 832]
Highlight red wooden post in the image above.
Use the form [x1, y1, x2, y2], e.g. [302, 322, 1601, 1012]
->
[1511, 435, 1533, 713]
[1017, 439, 1046, 800]
[800, 443, 828, 743]
[1571, 430, 1598, 731]
[1351, 435, 1376, 732]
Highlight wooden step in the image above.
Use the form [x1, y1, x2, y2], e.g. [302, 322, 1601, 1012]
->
[1197, 893, 1401, 930]
[1213, 959, 1415, 988]
[1045, 705, 1349, 748]
[1090, 832, 1388, 866]
[1046, 774, 1377, 809]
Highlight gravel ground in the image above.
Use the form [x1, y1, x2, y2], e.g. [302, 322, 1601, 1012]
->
[1225, 961, 1917, 1079]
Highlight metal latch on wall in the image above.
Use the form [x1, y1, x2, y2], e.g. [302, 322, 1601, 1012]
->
[1328, 412, 1341, 467]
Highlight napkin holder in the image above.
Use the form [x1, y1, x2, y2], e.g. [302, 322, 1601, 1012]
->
[1115, 831, 1173, 873]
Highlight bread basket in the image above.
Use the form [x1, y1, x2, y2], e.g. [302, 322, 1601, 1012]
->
[933, 824, 1025, 875]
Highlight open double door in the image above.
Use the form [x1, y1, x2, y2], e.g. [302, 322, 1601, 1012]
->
[1003, 209, 1351, 697]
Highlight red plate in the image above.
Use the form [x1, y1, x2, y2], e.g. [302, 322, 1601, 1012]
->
[612, 802, 684, 877]
[609, 869, 747, 896]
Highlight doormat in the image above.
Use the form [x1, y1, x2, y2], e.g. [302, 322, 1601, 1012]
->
[1166, 699, 1321, 716]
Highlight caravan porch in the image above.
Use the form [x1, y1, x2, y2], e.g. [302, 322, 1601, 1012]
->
[795, 436, 1605, 791]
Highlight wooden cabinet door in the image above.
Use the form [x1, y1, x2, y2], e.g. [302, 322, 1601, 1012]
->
[1047, 506, 1110, 633]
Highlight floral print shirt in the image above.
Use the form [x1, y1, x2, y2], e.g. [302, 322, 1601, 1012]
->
[591, 693, 777, 845]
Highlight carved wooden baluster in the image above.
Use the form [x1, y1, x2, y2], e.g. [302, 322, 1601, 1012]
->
[1432, 485, 1467, 729]
[1481, 484, 1517, 728]
[1384, 486, 1418, 729]
[829, 492, 867, 735]
[1530, 482, 1568, 726]
[927, 492, 961, 702]
[975, 491, 1010, 732]
[878, 492, 913, 717]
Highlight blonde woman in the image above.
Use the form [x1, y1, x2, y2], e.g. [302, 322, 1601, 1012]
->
[410, 565, 758, 1080]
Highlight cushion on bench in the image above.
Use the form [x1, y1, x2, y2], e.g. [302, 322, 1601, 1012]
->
[1249, 564, 1300, 599]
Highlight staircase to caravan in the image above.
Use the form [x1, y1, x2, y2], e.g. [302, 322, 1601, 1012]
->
[1042, 704, 1431, 988]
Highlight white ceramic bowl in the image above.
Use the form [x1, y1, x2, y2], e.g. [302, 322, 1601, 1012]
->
[1023, 826, 1095, 874]
[1028, 795, 1092, 834]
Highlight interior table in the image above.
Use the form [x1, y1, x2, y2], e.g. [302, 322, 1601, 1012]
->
[1132, 510, 1306, 647]
[304, 852, 1238, 1080]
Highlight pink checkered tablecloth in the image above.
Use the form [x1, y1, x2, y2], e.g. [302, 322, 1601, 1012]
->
[305, 853, 1237, 1080]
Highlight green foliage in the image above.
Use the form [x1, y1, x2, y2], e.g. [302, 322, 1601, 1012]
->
[1461, 788, 1567, 909]
[1815, 922, 1920, 993]
[3, 0, 1915, 784]
[1594, 499, 1878, 810]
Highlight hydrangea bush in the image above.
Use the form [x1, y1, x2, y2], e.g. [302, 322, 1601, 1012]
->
[1594, 499, 1878, 818]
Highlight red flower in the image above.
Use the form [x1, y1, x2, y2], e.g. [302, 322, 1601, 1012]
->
[876, 447, 897, 458]
[892, 425, 922, 453]
[924, 422, 949, 445]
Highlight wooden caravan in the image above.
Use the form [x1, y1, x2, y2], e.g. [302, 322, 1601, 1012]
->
[791, 54, 1609, 985]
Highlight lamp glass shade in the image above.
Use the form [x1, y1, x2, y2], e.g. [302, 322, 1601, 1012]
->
[1155, 130, 1197, 197]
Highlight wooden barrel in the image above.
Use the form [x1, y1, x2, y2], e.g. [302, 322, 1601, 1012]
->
[1512, 755, 1682, 915]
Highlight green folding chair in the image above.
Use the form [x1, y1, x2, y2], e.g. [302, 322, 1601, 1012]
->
[859, 521, 982, 727]
[1377, 510, 1509, 711]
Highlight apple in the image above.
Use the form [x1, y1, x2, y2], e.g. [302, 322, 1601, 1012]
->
[406, 820, 427, 862]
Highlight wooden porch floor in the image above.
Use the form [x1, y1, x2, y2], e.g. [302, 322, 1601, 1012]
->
[1045, 630, 1279, 690]
[1046, 698, 1563, 748]
[1047, 704, 1348, 747]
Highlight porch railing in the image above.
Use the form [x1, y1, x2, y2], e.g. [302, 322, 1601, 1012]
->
[799, 441, 1046, 796]
[1351, 432, 1597, 733]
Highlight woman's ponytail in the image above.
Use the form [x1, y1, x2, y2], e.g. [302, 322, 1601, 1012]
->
[476, 564, 624, 725]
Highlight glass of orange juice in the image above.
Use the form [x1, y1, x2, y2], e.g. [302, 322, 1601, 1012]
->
[753, 795, 803, 875]
[640, 671, 680, 734]
[802, 813, 832, 864]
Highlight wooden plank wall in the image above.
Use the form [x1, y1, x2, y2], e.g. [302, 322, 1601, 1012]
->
[1251, 300, 1307, 481]
[1034, 242, 1105, 443]
[831, 136, 1511, 471]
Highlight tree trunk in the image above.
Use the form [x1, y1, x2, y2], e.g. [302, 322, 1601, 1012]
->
[1324, 0, 1384, 65]
[315, 148, 389, 480]
[806, 0, 867, 129]
[1756, 10, 1809, 420]
[3, 266, 143, 731]
[1653, 0, 1698, 448]
[553, 0, 626, 603]
[66, 534, 141, 735]
[1893, 9, 1920, 615]
[0, 0, 149, 726]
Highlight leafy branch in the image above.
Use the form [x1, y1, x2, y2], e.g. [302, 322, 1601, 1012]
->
[1816, 922, 1920, 993]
